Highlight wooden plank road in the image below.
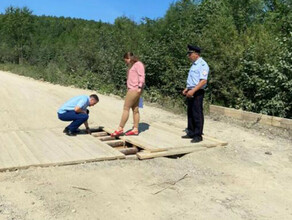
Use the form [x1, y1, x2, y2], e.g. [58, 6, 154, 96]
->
[0, 128, 125, 172]
[103, 122, 227, 153]
[0, 71, 228, 169]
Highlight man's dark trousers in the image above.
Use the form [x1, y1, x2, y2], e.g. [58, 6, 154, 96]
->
[58, 111, 89, 132]
[187, 89, 204, 138]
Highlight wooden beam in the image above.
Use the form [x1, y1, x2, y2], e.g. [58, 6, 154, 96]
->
[202, 135, 228, 146]
[92, 132, 108, 137]
[119, 147, 138, 155]
[97, 136, 116, 141]
[137, 146, 206, 160]
[104, 140, 125, 147]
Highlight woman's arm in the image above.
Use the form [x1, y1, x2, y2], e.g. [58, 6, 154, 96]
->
[136, 62, 145, 89]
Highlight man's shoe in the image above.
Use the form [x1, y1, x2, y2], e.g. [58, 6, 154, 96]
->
[181, 134, 193, 139]
[63, 127, 69, 133]
[191, 136, 203, 143]
[66, 130, 77, 136]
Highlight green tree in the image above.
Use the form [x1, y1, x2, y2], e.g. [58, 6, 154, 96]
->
[1, 6, 34, 64]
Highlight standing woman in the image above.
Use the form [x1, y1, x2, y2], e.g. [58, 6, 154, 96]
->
[111, 52, 145, 137]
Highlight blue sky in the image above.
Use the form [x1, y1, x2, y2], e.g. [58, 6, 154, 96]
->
[0, 0, 178, 23]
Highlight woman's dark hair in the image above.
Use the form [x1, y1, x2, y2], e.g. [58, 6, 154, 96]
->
[124, 52, 139, 65]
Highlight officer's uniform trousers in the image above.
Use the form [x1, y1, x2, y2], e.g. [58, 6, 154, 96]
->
[187, 89, 204, 138]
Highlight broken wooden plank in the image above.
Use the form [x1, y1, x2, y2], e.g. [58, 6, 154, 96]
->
[120, 137, 164, 152]
[137, 146, 206, 160]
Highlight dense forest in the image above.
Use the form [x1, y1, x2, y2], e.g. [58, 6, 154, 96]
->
[0, 0, 291, 118]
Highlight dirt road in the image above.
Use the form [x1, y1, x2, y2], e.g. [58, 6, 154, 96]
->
[0, 70, 291, 220]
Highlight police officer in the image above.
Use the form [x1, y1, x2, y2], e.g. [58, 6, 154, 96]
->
[182, 45, 209, 143]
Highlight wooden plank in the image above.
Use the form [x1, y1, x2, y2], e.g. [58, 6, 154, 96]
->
[119, 147, 138, 155]
[1, 132, 27, 166]
[0, 153, 123, 172]
[63, 134, 112, 158]
[62, 131, 125, 160]
[7, 131, 40, 165]
[202, 135, 228, 146]
[97, 136, 116, 141]
[47, 129, 105, 160]
[120, 136, 165, 152]
[92, 132, 108, 137]
[101, 127, 115, 134]
[36, 130, 73, 161]
[151, 122, 184, 135]
[0, 130, 125, 172]
[224, 108, 243, 120]
[137, 146, 207, 160]
[104, 140, 125, 147]
[10, 131, 41, 164]
[172, 142, 224, 149]
[104, 125, 214, 153]
[125, 155, 138, 160]
[0, 111, 19, 132]
[64, 133, 120, 158]
[152, 122, 228, 147]
[16, 131, 52, 163]
[49, 129, 94, 159]
[210, 104, 292, 130]
[50, 129, 112, 158]
[76, 135, 125, 159]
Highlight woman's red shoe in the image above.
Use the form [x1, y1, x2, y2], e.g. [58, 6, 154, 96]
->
[125, 130, 139, 136]
[111, 130, 124, 137]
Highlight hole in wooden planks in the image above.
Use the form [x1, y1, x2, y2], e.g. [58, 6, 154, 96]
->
[91, 130, 141, 156]
[166, 154, 187, 159]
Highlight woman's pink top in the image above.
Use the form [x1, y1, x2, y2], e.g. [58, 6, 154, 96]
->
[127, 61, 145, 90]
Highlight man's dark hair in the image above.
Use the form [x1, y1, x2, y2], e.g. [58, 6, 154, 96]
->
[90, 94, 99, 102]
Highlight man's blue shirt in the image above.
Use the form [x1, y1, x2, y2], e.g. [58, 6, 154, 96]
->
[187, 57, 209, 89]
[58, 95, 90, 114]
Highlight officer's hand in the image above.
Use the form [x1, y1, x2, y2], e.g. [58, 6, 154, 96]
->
[182, 88, 188, 96]
[186, 90, 194, 98]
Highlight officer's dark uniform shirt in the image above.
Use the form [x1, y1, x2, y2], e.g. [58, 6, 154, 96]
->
[187, 57, 209, 90]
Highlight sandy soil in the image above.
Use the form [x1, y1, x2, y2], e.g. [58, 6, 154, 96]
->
[0, 70, 291, 220]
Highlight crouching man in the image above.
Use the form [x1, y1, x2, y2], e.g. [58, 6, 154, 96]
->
[57, 94, 99, 136]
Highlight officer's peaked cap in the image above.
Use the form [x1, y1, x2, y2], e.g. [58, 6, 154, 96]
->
[187, 45, 201, 54]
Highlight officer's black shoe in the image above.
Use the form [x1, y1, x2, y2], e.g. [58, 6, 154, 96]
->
[63, 127, 69, 133]
[191, 136, 203, 143]
[66, 130, 77, 136]
[181, 134, 193, 139]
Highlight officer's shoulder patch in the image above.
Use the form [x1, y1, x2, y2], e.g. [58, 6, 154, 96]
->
[202, 70, 208, 76]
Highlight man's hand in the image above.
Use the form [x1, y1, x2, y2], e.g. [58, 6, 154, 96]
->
[137, 88, 142, 93]
[182, 88, 188, 96]
[186, 90, 194, 98]
[75, 106, 87, 114]
[86, 127, 91, 135]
